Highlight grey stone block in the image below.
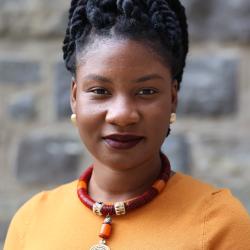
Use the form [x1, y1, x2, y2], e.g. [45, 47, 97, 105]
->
[178, 55, 238, 116]
[193, 136, 250, 211]
[8, 92, 36, 120]
[54, 62, 72, 119]
[161, 134, 191, 173]
[0, 0, 68, 38]
[182, 0, 250, 42]
[0, 219, 8, 244]
[0, 0, 250, 42]
[0, 60, 41, 85]
[15, 133, 82, 185]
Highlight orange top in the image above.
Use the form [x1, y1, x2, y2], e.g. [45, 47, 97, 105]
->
[4, 172, 250, 250]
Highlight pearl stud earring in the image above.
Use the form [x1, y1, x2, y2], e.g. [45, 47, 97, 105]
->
[71, 114, 77, 126]
[170, 113, 176, 124]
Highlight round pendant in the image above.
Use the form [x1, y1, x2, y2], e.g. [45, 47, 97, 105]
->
[90, 243, 110, 250]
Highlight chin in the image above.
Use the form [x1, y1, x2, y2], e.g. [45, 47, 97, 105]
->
[93, 149, 156, 171]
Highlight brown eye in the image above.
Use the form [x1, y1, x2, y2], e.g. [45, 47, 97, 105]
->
[137, 88, 158, 95]
[91, 88, 110, 95]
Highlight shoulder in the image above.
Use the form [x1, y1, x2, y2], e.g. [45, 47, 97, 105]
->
[18, 180, 78, 214]
[171, 172, 250, 220]
[167, 173, 250, 248]
[173, 173, 250, 249]
[4, 180, 78, 249]
[202, 188, 250, 249]
[166, 172, 220, 204]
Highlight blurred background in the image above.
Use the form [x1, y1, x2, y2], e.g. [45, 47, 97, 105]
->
[0, 0, 250, 246]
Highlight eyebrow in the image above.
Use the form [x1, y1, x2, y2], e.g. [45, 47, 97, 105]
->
[135, 74, 164, 83]
[83, 74, 112, 83]
[83, 73, 164, 83]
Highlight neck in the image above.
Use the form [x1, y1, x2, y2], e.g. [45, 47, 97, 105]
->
[88, 154, 162, 203]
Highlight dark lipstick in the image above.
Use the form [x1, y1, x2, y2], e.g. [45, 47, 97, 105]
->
[103, 134, 144, 150]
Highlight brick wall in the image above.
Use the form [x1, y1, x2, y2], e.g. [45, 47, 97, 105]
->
[1, 0, 250, 246]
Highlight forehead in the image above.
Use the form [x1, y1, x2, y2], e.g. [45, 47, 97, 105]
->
[76, 38, 172, 79]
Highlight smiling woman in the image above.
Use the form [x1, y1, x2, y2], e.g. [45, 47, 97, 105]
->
[72, 39, 175, 173]
[4, 0, 250, 250]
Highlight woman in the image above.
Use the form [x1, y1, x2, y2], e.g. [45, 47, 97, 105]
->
[4, 0, 250, 249]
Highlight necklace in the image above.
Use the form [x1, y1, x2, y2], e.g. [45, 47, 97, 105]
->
[77, 153, 171, 250]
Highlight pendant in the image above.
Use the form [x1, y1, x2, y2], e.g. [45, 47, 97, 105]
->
[90, 243, 110, 250]
[90, 215, 112, 250]
[90, 240, 110, 250]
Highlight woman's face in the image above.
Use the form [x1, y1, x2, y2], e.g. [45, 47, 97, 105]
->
[71, 38, 177, 170]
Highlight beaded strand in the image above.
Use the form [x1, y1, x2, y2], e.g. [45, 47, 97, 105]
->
[77, 153, 171, 216]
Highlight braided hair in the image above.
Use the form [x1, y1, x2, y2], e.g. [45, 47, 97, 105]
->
[62, 0, 188, 90]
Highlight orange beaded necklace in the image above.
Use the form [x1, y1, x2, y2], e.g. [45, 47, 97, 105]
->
[77, 153, 171, 250]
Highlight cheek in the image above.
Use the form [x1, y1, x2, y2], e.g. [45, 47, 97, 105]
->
[145, 97, 171, 119]
[144, 99, 171, 134]
[151, 111, 170, 135]
[75, 100, 105, 136]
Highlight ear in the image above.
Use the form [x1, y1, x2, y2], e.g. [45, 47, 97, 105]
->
[171, 80, 178, 113]
[70, 77, 77, 114]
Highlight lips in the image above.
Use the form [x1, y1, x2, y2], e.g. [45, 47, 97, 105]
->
[103, 134, 144, 150]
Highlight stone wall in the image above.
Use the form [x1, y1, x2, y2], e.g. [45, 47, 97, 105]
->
[1, 0, 250, 246]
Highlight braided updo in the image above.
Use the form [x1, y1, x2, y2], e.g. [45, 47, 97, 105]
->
[62, 0, 188, 90]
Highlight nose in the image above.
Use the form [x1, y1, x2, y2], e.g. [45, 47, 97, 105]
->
[105, 96, 140, 127]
